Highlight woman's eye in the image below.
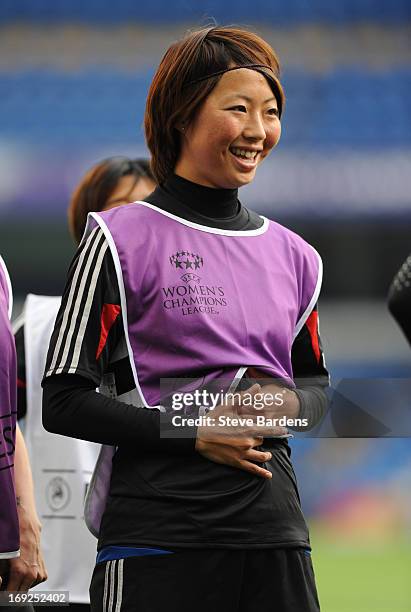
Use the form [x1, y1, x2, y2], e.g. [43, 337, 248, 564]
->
[267, 107, 279, 117]
[230, 105, 247, 112]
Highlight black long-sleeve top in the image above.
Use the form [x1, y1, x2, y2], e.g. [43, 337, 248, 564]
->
[388, 254, 411, 345]
[40, 173, 329, 550]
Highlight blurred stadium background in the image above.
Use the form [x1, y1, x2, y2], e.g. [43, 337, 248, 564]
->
[0, 2, 410, 610]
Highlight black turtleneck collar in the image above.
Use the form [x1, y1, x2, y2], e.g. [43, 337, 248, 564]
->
[165, 174, 239, 219]
[144, 173, 263, 231]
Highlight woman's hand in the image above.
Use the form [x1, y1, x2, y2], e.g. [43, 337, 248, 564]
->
[5, 426, 48, 591]
[243, 369, 300, 420]
[195, 384, 288, 478]
[5, 499, 47, 591]
[237, 383, 300, 421]
[195, 434, 273, 478]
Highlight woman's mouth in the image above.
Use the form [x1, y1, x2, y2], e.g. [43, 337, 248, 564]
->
[230, 147, 258, 160]
[229, 147, 260, 169]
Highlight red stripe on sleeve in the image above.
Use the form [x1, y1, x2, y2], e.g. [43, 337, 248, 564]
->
[305, 310, 321, 364]
[96, 304, 121, 360]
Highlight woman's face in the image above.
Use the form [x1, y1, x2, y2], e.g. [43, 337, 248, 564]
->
[175, 68, 281, 189]
[103, 175, 156, 211]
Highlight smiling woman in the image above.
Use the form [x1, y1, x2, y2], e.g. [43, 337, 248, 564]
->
[42, 26, 328, 612]
[145, 26, 284, 186]
[175, 68, 281, 188]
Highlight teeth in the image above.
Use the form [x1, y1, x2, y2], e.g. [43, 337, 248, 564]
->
[231, 148, 258, 160]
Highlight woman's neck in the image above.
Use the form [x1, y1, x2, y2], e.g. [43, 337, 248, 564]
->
[162, 174, 239, 219]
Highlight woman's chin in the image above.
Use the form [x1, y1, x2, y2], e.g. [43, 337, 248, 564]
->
[227, 170, 256, 189]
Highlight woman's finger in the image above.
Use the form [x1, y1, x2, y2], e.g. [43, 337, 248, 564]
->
[237, 459, 272, 479]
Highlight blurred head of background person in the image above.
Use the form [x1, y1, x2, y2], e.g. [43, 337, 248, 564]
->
[68, 157, 156, 244]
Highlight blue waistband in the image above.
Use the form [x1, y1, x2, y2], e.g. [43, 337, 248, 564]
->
[96, 546, 173, 564]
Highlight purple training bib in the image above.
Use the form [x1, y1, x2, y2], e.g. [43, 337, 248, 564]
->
[0, 255, 19, 558]
[89, 202, 322, 407]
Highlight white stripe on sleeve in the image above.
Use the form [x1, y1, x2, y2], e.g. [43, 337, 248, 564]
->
[67, 239, 108, 373]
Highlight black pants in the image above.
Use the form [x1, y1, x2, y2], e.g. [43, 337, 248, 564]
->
[90, 548, 320, 612]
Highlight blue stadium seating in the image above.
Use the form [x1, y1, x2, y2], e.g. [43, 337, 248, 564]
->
[1, 69, 409, 149]
[0, 0, 410, 25]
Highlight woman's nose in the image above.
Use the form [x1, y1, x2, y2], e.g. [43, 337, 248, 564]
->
[243, 112, 266, 141]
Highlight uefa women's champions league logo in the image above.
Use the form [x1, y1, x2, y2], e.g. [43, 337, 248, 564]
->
[169, 250, 204, 284]
[165, 250, 227, 316]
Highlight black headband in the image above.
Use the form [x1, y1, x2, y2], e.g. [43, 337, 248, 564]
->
[186, 64, 277, 85]
[186, 63, 283, 116]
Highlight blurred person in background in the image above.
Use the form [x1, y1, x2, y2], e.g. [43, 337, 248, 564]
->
[42, 26, 329, 612]
[67, 157, 156, 245]
[1, 254, 46, 612]
[0, 254, 20, 585]
[14, 157, 155, 611]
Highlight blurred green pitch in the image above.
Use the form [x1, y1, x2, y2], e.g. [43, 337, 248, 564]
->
[311, 528, 411, 611]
